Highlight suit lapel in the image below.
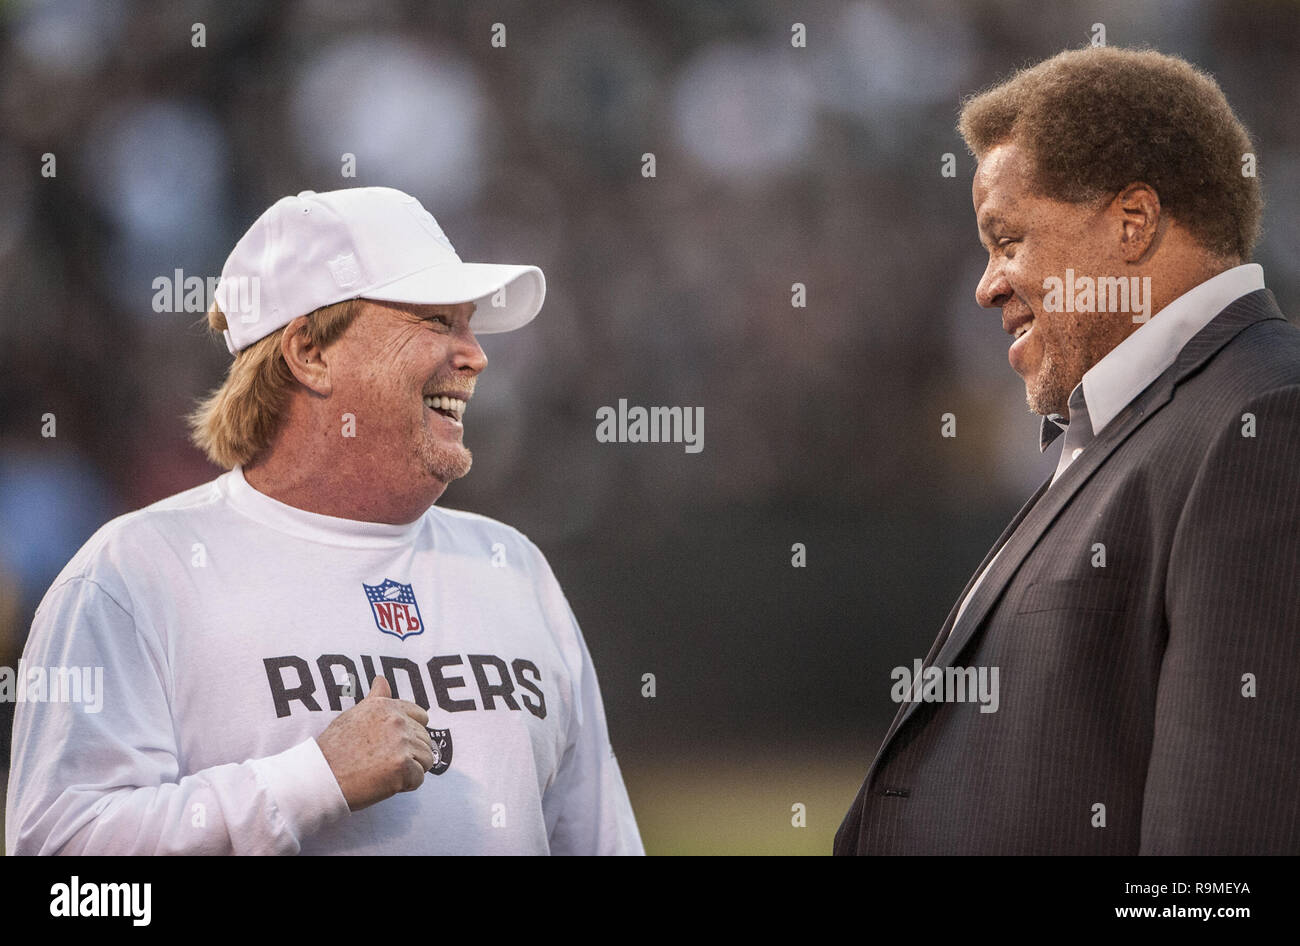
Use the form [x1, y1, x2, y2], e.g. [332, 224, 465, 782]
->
[866, 474, 1052, 756]
[933, 477, 1050, 660]
[868, 289, 1285, 773]
[928, 383, 1172, 672]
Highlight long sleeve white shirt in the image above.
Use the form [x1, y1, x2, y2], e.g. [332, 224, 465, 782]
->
[5, 467, 643, 855]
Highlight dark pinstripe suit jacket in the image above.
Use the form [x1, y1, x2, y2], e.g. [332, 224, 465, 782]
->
[836, 288, 1300, 855]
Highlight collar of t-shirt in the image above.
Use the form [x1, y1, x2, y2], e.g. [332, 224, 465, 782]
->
[224, 465, 425, 548]
[1040, 263, 1265, 485]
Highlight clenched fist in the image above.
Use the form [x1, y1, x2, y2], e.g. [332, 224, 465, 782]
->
[316, 676, 434, 811]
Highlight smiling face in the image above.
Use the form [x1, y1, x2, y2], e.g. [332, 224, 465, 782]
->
[326, 298, 486, 492]
[973, 142, 1135, 417]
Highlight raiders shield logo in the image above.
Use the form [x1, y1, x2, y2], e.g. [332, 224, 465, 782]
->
[425, 728, 453, 775]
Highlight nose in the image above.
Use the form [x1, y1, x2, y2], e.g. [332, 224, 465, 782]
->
[453, 324, 488, 375]
[975, 256, 1014, 310]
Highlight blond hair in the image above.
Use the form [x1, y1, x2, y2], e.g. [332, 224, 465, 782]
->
[189, 299, 362, 468]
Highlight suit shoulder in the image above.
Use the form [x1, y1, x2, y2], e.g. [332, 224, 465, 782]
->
[1216, 309, 1300, 390]
[1171, 311, 1300, 423]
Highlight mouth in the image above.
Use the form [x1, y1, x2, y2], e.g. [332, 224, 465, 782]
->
[1006, 317, 1034, 372]
[423, 393, 468, 428]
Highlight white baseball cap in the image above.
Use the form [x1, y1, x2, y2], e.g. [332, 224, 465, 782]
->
[213, 186, 546, 354]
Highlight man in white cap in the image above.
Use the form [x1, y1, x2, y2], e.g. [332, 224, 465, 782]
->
[5, 187, 644, 855]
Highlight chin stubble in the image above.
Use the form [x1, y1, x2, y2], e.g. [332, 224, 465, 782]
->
[413, 404, 473, 484]
[421, 441, 473, 484]
[1025, 346, 1072, 416]
[1028, 318, 1131, 417]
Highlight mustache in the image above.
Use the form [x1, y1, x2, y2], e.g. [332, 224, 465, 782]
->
[423, 378, 476, 398]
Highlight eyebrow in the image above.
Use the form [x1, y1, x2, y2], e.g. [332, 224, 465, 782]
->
[976, 213, 1016, 249]
[429, 302, 478, 316]
[977, 212, 1009, 235]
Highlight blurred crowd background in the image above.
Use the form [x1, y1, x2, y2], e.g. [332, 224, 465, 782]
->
[2, 0, 1298, 854]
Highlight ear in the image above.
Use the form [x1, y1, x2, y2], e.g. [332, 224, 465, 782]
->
[280, 316, 333, 396]
[1113, 182, 1161, 262]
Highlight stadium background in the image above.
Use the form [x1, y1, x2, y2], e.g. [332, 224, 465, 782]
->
[1, 0, 1297, 855]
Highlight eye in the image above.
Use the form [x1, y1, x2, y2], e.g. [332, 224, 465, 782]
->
[995, 236, 1020, 257]
[424, 314, 451, 329]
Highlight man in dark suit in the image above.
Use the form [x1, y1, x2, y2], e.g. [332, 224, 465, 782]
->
[836, 46, 1300, 855]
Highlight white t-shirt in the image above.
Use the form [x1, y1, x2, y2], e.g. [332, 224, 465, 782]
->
[5, 467, 643, 855]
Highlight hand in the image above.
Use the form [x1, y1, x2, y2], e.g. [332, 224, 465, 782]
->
[316, 676, 434, 811]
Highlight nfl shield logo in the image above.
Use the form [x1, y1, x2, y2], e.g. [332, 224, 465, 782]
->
[327, 252, 362, 288]
[426, 728, 453, 775]
[363, 579, 425, 640]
